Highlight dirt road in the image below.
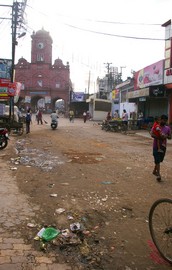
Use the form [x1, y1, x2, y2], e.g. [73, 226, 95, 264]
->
[1, 116, 172, 270]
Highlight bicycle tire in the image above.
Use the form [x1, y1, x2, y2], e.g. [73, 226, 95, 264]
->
[149, 198, 172, 264]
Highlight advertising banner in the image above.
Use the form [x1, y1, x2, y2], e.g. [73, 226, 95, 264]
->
[71, 92, 85, 102]
[0, 59, 12, 79]
[112, 89, 120, 103]
[25, 96, 31, 103]
[134, 60, 164, 90]
[0, 79, 21, 97]
[45, 96, 51, 103]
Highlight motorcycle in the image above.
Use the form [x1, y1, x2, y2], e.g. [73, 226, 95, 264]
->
[0, 128, 9, 150]
[51, 119, 58, 130]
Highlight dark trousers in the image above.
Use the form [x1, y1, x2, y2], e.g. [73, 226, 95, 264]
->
[37, 118, 43, 124]
[26, 122, 30, 133]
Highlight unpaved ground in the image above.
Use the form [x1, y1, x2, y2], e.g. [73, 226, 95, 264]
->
[2, 116, 172, 270]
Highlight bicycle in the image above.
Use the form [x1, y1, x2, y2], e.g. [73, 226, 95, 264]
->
[149, 198, 172, 264]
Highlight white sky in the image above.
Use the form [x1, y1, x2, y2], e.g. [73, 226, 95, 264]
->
[0, 0, 172, 93]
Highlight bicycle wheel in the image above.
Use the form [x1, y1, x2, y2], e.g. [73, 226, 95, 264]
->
[149, 198, 172, 264]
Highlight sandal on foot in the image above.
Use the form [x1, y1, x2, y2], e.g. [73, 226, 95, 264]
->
[153, 170, 158, 176]
[156, 175, 162, 182]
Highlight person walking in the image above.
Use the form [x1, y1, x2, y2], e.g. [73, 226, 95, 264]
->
[151, 114, 171, 182]
[25, 108, 32, 134]
[69, 110, 74, 123]
[37, 109, 43, 125]
[83, 111, 87, 123]
[122, 109, 128, 125]
[106, 111, 112, 121]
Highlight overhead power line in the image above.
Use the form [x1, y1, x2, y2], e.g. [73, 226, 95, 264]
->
[26, 4, 161, 26]
[25, 4, 163, 41]
[94, 20, 161, 26]
[64, 23, 164, 41]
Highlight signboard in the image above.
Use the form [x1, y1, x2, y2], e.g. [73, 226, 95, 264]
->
[164, 68, 172, 84]
[0, 104, 5, 115]
[149, 86, 165, 97]
[71, 92, 85, 102]
[127, 88, 149, 99]
[25, 96, 31, 103]
[0, 79, 21, 97]
[45, 96, 51, 103]
[0, 59, 12, 79]
[134, 60, 164, 90]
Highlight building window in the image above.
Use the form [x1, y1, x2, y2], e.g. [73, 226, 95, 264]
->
[37, 54, 44, 62]
[37, 80, 43, 87]
[55, 83, 60, 88]
[21, 83, 25, 90]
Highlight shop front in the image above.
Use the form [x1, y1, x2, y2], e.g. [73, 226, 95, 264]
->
[127, 86, 168, 118]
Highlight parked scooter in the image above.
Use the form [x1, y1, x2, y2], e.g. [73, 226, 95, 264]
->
[0, 128, 9, 150]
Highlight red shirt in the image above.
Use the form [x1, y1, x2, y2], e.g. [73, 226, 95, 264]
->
[152, 122, 162, 138]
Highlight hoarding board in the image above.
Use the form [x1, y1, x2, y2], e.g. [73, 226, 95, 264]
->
[0, 59, 12, 79]
[0, 79, 21, 97]
[71, 92, 85, 102]
[134, 60, 164, 90]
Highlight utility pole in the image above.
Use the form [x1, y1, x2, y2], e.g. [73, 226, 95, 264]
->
[88, 70, 91, 95]
[0, 1, 26, 119]
[104, 62, 112, 75]
[119, 66, 126, 81]
[10, 1, 27, 119]
[104, 62, 112, 94]
[11, 1, 27, 83]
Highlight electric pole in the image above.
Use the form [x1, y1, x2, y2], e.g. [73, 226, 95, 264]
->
[104, 62, 112, 75]
[104, 62, 112, 94]
[0, 1, 27, 119]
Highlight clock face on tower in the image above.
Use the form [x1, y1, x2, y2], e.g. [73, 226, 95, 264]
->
[37, 42, 44, 49]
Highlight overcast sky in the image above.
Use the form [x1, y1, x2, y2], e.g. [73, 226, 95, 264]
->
[0, 0, 172, 93]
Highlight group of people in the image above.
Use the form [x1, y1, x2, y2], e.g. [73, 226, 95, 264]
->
[25, 107, 171, 183]
[25, 108, 60, 134]
[25, 108, 44, 134]
[68, 110, 89, 123]
[106, 109, 128, 124]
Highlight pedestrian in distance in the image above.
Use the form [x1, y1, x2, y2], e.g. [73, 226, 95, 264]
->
[106, 111, 112, 121]
[150, 114, 171, 182]
[25, 108, 32, 134]
[69, 110, 74, 123]
[83, 111, 87, 123]
[122, 109, 128, 126]
[137, 110, 144, 129]
[37, 109, 43, 125]
[113, 110, 119, 119]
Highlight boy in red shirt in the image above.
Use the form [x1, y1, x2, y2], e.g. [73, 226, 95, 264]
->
[152, 116, 163, 153]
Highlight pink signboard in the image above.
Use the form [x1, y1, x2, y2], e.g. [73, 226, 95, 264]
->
[134, 60, 164, 90]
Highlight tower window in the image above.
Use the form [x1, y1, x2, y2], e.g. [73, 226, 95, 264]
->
[37, 54, 44, 62]
[56, 83, 60, 88]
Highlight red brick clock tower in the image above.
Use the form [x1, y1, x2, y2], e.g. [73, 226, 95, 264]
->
[15, 28, 71, 112]
[31, 29, 52, 64]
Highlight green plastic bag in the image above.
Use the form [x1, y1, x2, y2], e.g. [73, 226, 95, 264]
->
[41, 227, 60, 242]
